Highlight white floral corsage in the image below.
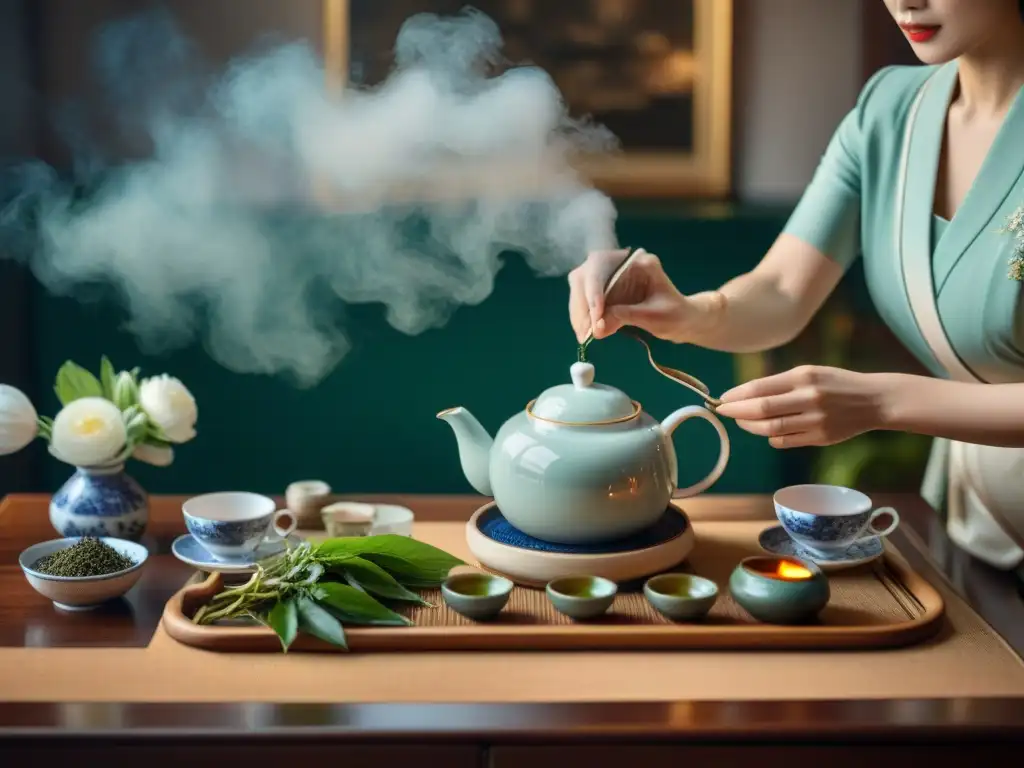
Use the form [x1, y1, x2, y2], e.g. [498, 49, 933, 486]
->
[1000, 205, 1024, 281]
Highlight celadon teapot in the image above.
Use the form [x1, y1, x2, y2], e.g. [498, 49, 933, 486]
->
[437, 361, 730, 545]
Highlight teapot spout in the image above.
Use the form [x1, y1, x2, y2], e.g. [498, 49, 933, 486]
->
[436, 407, 494, 497]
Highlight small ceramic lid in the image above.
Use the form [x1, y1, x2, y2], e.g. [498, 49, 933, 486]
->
[530, 363, 636, 424]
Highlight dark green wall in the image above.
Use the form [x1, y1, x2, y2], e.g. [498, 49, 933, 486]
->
[20, 203, 805, 498]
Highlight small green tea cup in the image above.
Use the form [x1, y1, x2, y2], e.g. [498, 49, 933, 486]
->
[643, 573, 719, 621]
[545, 574, 617, 620]
[441, 572, 513, 620]
[729, 555, 830, 624]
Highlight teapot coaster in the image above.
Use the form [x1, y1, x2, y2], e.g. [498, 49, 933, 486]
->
[465, 502, 696, 587]
[479, 506, 688, 555]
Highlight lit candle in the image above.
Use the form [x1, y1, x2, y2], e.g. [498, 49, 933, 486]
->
[744, 557, 815, 580]
[774, 560, 813, 580]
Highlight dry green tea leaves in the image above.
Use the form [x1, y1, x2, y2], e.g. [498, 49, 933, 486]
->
[32, 537, 135, 577]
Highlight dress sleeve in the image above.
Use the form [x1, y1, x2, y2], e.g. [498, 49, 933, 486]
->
[781, 66, 893, 271]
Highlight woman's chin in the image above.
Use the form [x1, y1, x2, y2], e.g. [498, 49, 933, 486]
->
[907, 42, 961, 66]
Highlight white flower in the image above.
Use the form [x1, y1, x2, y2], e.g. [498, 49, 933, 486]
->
[132, 442, 175, 467]
[0, 384, 38, 456]
[139, 375, 197, 443]
[51, 397, 127, 467]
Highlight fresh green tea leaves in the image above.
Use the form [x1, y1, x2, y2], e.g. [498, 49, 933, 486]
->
[333, 556, 430, 605]
[193, 533, 463, 651]
[315, 535, 464, 585]
[303, 562, 324, 585]
[313, 582, 412, 626]
[54, 361, 105, 405]
[296, 596, 348, 650]
[267, 598, 298, 651]
[578, 336, 594, 363]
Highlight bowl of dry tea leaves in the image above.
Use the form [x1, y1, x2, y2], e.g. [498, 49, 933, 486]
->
[19, 536, 149, 611]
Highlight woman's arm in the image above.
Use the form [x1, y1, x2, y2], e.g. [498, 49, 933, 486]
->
[716, 366, 1024, 449]
[571, 234, 846, 353]
[881, 374, 1024, 447]
[682, 234, 846, 353]
[571, 71, 877, 351]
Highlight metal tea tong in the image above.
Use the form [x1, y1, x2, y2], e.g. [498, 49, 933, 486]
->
[584, 247, 723, 411]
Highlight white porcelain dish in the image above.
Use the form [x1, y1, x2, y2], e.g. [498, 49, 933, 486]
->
[19, 537, 149, 611]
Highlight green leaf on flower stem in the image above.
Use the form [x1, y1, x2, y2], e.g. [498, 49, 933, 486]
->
[36, 416, 53, 441]
[313, 581, 412, 626]
[267, 598, 298, 651]
[336, 556, 431, 605]
[145, 421, 171, 443]
[54, 361, 104, 406]
[99, 357, 117, 400]
[112, 371, 140, 411]
[295, 596, 348, 650]
[314, 535, 464, 585]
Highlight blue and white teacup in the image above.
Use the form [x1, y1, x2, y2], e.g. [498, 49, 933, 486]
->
[182, 492, 297, 561]
[773, 484, 900, 558]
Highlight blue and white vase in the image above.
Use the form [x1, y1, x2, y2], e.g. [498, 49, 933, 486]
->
[49, 463, 149, 541]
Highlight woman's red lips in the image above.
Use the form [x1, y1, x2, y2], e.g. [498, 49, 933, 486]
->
[899, 23, 940, 43]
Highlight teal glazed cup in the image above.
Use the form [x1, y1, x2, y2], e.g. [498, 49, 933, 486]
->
[545, 575, 618, 620]
[441, 572, 513, 621]
[729, 555, 830, 624]
[643, 573, 719, 621]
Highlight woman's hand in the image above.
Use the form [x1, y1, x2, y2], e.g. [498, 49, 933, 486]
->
[568, 248, 695, 343]
[714, 365, 895, 448]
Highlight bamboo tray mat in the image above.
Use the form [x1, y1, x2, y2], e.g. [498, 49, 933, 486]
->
[162, 517, 945, 652]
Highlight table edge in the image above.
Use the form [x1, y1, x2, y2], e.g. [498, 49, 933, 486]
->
[0, 699, 1022, 740]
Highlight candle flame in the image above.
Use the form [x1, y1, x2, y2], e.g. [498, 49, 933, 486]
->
[776, 560, 812, 580]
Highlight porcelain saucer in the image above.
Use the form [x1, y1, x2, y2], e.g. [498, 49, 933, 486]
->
[758, 525, 883, 571]
[171, 533, 303, 575]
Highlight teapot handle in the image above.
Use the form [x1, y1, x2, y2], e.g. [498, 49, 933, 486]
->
[661, 406, 731, 499]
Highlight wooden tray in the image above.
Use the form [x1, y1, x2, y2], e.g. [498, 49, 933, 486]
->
[161, 519, 946, 652]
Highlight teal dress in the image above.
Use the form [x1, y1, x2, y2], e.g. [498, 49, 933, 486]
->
[780, 61, 1024, 568]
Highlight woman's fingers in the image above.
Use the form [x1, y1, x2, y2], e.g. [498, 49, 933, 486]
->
[769, 431, 826, 449]
[603, 303, 651, 336]
[733, 410, 823, 438]
[714, 388, 814, 421]
[568, 269, 591, 343]
[582, 259, 611, 332]
[570, 248, 668, 341]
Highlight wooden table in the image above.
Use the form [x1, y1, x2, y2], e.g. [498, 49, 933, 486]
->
[0, 492, 1022, 766]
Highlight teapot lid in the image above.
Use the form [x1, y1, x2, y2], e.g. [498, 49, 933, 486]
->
[529, 363, 638, 425]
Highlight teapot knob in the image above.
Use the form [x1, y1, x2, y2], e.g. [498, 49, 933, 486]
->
[570, 361, 595, 389]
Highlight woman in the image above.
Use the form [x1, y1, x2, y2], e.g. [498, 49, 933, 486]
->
[568, 0, 1024, 570]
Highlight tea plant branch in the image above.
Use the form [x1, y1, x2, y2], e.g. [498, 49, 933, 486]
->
[191, 534, 464, 651]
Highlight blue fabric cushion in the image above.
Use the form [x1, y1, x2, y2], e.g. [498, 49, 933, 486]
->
[477, 507, 687, 554]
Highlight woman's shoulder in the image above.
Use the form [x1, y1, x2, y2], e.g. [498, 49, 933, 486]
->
[854, 63, 938, 127]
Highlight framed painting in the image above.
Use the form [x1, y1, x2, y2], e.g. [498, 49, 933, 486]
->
[322, 0, 733, 198]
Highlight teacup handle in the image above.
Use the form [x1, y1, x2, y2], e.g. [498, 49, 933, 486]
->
[663, 406, 731, 499]
[865, 506, 900, 538]
[266, 509, 297, 541]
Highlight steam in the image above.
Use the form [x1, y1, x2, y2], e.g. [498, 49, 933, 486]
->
[0, 7, 619, 386]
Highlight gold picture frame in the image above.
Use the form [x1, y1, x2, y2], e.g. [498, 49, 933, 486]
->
[321, 0, 733, 198]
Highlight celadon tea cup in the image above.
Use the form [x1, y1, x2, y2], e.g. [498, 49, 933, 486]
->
[183, 492, 297, 561]
[773, 484, 899, 558]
